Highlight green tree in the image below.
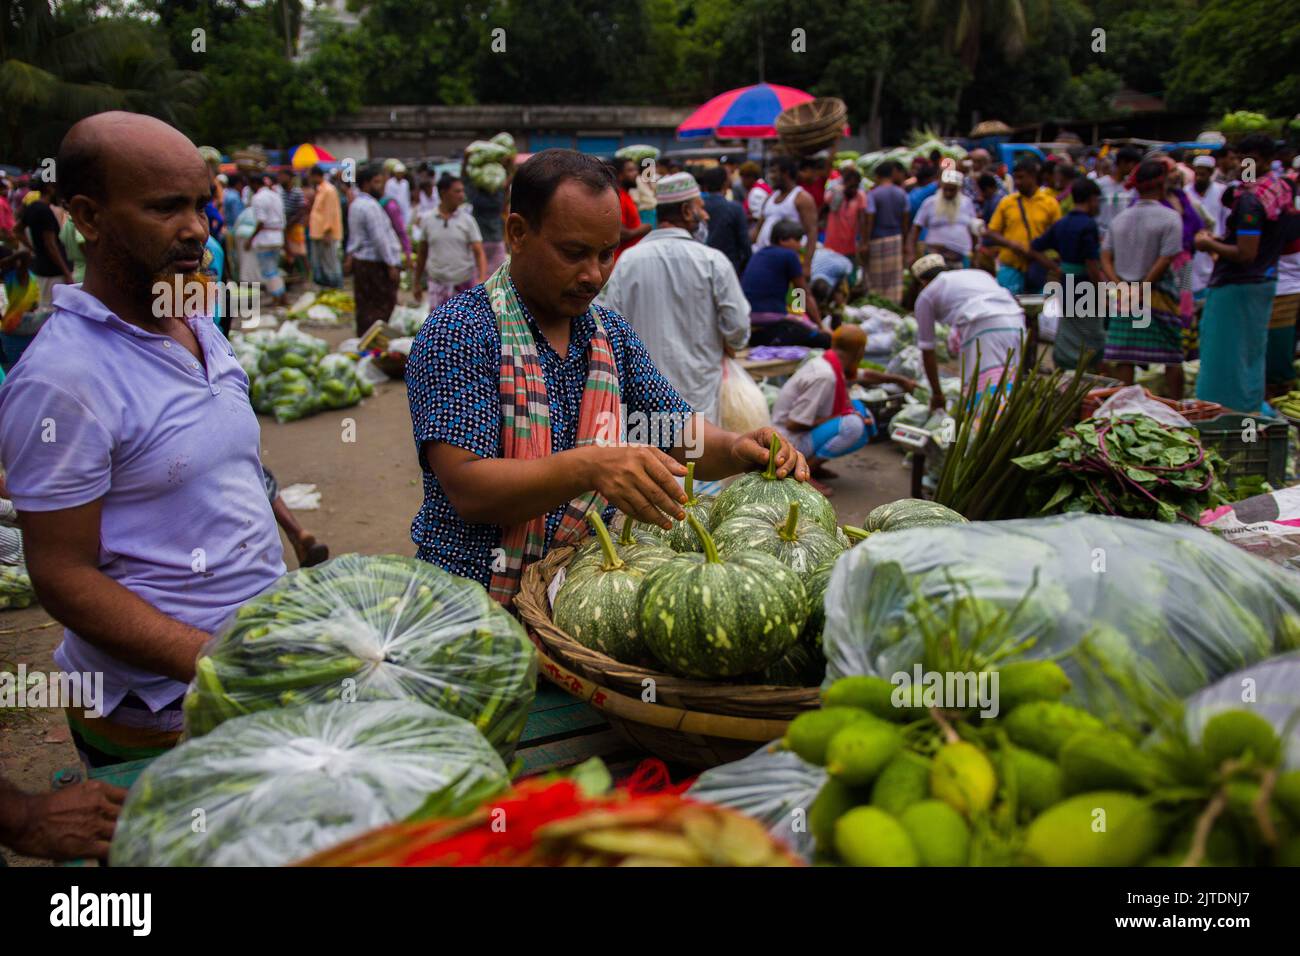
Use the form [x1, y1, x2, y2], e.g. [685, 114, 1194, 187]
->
[1167, 0, 1300, 117]
[917, 0, 1050, 78]
[1, 0, 201, 164]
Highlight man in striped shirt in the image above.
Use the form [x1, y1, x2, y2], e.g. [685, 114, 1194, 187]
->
[345, 163, 403, 337]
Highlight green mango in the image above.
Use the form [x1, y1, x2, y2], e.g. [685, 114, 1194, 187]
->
[825, 720, 902, 786]
[870, 752, 932, 817]
[899, 800, 971, 866]
[834, 806, 918, 867]
[1004, 701, 1106, 758]
[1024, 792, 1162, 866]
[1200, 710, 1282, 769]
[783, 707, 878, 766]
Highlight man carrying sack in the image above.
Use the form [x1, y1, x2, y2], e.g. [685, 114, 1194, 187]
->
[403, 150, 809, 602]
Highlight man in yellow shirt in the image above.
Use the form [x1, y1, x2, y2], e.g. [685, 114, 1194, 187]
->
[984, 158, 1061, 294]
[307, 164, 343, 288]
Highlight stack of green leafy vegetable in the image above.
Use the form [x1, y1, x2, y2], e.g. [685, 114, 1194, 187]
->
[183, 554, 537, 759]
[934, 352, 1096, 520]
[111, 700, 511, 867]
[250, 366, 321, 423]
[1012, 413, 1228, 523]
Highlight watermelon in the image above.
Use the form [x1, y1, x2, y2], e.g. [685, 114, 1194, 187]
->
[662, 462, 716, 553]
[554, 510, 660, 664]
[639, 515, 808, 679]
[709, 433, 837, 534]
[863, 498, 967, 534]
[712, 501, 844, 579]
[570, 513, 672, 580]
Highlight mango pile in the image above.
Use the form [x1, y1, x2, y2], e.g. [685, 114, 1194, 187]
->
[785, 665, 1300, 866]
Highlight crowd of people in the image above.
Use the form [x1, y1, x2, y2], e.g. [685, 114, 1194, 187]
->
[2, 106, 1300, 860]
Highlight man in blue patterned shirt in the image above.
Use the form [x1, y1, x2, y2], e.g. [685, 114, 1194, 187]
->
[406, 150, 809, 590]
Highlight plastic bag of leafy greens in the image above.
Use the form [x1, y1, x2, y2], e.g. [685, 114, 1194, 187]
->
[687, 743, 826, 862]
[110, 700, 510, 867]
[312, 353, 365, 410]
[886, 344, 923, 383]
[183, 554, 537, 759]
[252, 366, 320, 423]
[822, 514, 1300, 714]
[257, 320, 328, 374]
[1181, 652, 1300, 769]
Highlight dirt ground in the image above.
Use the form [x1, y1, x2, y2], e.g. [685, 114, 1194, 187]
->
[0, 315, 913, 866]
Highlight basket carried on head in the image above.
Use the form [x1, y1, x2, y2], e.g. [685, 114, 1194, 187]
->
[775, 97, 848, 157]
[514, 547, 819, 768]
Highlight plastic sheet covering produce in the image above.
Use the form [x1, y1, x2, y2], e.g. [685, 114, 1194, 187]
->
[183, 554, 538, 759]
[257, 320, 328, 374]
[686, 743, 826, 862]
[1182, 652, 1300, 769]
[110, 700, 511, 867]
[230, 329, 274, 379]
[312, 353, 370, 409]
[250, 366, 320, 423]
[823, 515, 1300, 711]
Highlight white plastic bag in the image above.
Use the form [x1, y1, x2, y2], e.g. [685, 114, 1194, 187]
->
[1093, 384, 1192, 428]
[719, 357, 771, 433]
[110, 700, 510, 867]
[183, 554, 537, 759]
[687, 743, 826, 862]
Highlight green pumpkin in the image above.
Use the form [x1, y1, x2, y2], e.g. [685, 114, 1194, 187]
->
[662, 462, 716, 553]
[553, 510, 659, 664]
[863, 498, 967, 534]
[801, 560, 836, 644]
[638, 514, 808, 679]
[756, 639, 825, 687]
[712, 501, 845, 580]
[709, 433, 838, 534]
[569, 513, 673, 583]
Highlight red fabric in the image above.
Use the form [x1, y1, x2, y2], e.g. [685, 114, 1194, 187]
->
[821, 348, 855, 417]
[825, 190, 865, 256]
[803, 174, 828, 210]
[615, 188, 643, 261]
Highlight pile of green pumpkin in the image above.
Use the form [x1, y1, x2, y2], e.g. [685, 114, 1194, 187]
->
[550, 437, 965, 686]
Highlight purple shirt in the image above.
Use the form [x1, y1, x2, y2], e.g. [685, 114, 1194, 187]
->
[0, 285, 285, 712]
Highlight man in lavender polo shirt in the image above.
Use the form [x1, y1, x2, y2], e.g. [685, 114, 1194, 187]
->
[0, 112, 284, 767]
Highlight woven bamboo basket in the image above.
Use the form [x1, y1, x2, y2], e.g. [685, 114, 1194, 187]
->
[515, 546, 820, 768]
[775, 97, 848, 156]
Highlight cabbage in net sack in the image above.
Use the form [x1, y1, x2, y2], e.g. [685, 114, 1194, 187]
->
[687, 743, 826, 863]
[110, 700, 510, 866]
[184, 554, 537, 759]
[822, 515, 1300, 710]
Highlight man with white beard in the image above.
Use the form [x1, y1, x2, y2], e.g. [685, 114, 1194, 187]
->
[909, 169, 980, 266]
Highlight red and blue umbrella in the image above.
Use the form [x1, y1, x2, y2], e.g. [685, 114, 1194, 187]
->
[676, 83, 816, 140]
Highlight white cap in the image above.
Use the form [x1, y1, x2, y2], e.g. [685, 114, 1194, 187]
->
[1192, 155, 1216, 169]
[940, 168, 964, 186]
[911, 253, 947, 282]
[216, 173, 228, 185]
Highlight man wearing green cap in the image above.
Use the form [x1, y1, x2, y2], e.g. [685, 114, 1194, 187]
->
[601, 171, 750, 426]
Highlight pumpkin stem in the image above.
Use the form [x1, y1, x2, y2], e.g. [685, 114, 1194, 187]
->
[763, 432, 781, 479]
[618, 515, 635, 547]
[585, 509, 625, 572]
[684, 461, 696, 503]
[778, 501, 801, 541]
[841, 525, 871, 542]
[685, 512, 721, 564]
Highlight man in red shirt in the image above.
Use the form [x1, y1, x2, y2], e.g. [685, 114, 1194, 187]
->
[613, 158, 651, 262]
[824, 165, 866, 261]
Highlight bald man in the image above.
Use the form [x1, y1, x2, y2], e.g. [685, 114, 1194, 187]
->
[770, 324, 914, 489]
[0, 112, 285, 767]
